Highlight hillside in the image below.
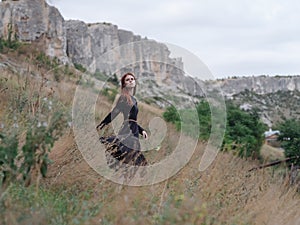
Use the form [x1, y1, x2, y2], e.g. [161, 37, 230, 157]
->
[44, 132, 300, 225]
[0, 45, 300, 225]
[1, 1, 300, 224]
[1, 0, 300, 127]
[46, 114, 300, 225]
[221, 80, 300, 126]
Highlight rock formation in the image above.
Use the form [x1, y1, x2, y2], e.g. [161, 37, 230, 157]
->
[65, 20, 185, 88]
[216, 76, 300, 97]
[0, 0, 68, 63]
[0, 0, 299, 117]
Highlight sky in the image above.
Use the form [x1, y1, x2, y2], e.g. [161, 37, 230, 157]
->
[48, 0, 300, 78]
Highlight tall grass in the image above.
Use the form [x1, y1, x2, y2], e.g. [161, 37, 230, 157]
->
[0, 44, 299, 225]
[0, 183, 102, 225]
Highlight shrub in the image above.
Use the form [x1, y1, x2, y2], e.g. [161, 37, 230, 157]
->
[0, 23, 21, 53]
[223, 103, 266, 159]
[162, 100, 211, 140]
[107, 73, 119, 86]
[101, 87, 118, 103]
[0, 184, 102, 225]
[0, 71, 68, 190]
[74, 63, 87, 73]
[276, 119, 300, 166]
[93, 71, 108, 81]
[163, 100, 266, 159]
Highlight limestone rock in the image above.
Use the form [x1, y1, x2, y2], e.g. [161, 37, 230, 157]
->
[0, 0, 68, 63]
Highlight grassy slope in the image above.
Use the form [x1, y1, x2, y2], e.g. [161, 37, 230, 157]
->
[1, 48, 300, 225]
[47, 129, 300, 225]
[47, 94, 299, 225]
[260, 144, 285, 162]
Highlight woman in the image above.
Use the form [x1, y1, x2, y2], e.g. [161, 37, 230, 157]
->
[96, 72, 148, 168]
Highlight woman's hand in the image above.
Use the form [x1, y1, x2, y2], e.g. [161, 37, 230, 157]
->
[142, 130, 148, 139]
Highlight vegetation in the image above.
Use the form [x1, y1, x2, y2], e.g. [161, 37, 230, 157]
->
[101, 87, 118, 102]
[0, 23, 21, 53]
[223, 103, 266, 158]
[163, 100, 266, 159]
[0, 75, 68, 189]
[162, 105, 180, 127]
[35, 52, 60, 70]
[0, 36, 21, 53]
[92, 71, 108, 81]
[232, 89, 300, 126]
[74, 63, 87, 73]
[107, 73, 119, 86]
[276, 119, 300, 166]
[0, 36, 299, 225]
[163, 100, 212, 140]
[0, 183, 102, 225]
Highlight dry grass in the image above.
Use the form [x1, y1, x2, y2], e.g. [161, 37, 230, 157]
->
[260, 144, 285, 162]
[46, 93, 300, 225]
[1, 48, 300, 225]
[46, 128, 300, 225]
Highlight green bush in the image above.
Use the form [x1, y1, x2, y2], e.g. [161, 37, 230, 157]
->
[35, 53, 60, 70]
[0, 132, 19, 187]
[0, 23, 21, 53]
[163, 105, 180, 123]
[163, 100, 212, 140]
[74, 63, 87, 73]
[196, 100, 212, 140]
[0, 110, 67, 188]
[93, 71, 108, 81]
[107, 73, 119, 86]
[223, 103, 266, 159]
[163, 100, 266, 159]
[101, 87, 118, 102]
[276, 119, 300, 166]
[0, 73, 68, 190]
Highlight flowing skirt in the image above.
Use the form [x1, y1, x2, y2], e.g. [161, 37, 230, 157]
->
[99, 135, 148, 168]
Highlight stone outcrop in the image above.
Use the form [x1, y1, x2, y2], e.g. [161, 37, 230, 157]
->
[65, 20, 184, 87]
[0, 0, 68, 63]
[0, 0, 203, 108]
[214, 76, 300, 98]
[0, 0, 189, 96]
[0, 0, 299, 111]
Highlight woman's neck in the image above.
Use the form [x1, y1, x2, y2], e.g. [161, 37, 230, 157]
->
[127, 87, 134, 96]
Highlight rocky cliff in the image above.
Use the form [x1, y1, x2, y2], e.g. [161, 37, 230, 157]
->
[0, 0, 202, 104]
[0, 0, 192, 96]
[215, 75, 300, 97]
[0, 0, 299, 125]
[0, 0, 68, 63]
[65, 20, 184, 86]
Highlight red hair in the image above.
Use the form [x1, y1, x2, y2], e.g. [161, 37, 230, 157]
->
[120, 72, 136, 106]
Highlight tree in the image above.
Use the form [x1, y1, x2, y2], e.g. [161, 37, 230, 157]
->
[223, 103, 266, 159]
[196, 100, 211, 140]
[163, 101, 210, 139]
[277, 119, 300, 166]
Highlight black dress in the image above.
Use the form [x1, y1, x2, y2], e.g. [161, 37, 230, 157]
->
[99, 95, 148, 167]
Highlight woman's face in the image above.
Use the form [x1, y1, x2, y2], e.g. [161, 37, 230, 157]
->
[124, 75, 136, 88]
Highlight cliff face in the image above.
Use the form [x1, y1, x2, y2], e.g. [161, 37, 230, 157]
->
[0, 0, 197, 105]
[0, 0, 68, 63]
[0, 0, 188, 93]
[0, 0, 299, 123]
[216, 76, 300, 97]
[65, 20, 184, 87]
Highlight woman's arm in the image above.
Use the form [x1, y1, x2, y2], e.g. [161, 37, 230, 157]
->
[96, 96, 124, 129]
[138, 125, 145, 135]
[138, 125, 148, 139]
